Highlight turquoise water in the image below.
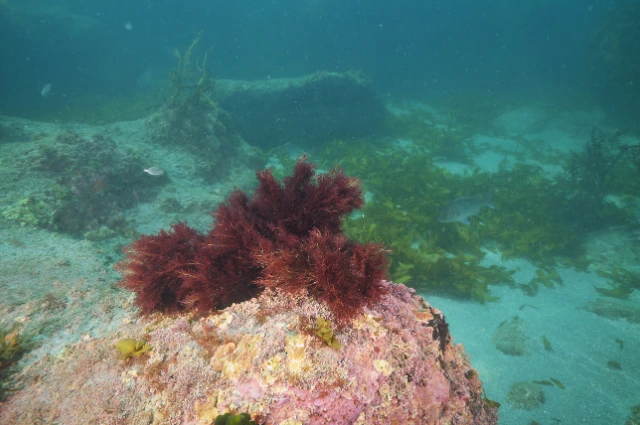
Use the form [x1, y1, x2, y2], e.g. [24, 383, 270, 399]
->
[1, 1, 640, 424]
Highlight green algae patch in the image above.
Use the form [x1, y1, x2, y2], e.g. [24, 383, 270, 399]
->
[215, 412, 258, 425]
[482, 390, 501, 409]
[314, 317, 342, 350]
[1, 324, 32, 399]
[582, 300, 640, 324]
[116, 339, 151, 360]
[594, 283, 634, 299]
[316, 142, 571, 302]
[301, 121, 640, 305]
[595, 268, 640, 299]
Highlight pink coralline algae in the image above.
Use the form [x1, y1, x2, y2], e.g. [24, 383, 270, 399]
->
[0, 282, 498, 424]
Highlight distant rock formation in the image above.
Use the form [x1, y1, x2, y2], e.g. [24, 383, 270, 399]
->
[215, 72, 386, 149]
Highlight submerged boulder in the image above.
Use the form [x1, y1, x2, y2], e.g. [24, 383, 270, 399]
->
[491, 106, 549, 136]
[492, 316, 529, 356]
[0, 282, 498, 424]
[505, 381, 545, 411]
[214, 72, 386, 149]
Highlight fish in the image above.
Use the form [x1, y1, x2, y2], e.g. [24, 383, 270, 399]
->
[542, 336, 553, 351]
[438, 190, 494, 224]
[144, 166, 164, 176]
[550, 377, 565, 389]
[40, 83, 52, 97]
[607, 360, 622, 370]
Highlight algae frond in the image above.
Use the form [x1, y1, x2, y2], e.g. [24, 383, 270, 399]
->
[215, 412, 258, 425]
[314, 317, 342, 350]
[116, 338, 151, 360]
[1, 324, 32, 399]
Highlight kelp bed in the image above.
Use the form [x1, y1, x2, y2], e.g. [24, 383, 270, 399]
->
[272, 110, 640, 303]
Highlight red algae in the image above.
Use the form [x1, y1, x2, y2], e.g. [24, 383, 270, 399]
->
[115, 221, 204, 314]
[116, 157, 388, 324]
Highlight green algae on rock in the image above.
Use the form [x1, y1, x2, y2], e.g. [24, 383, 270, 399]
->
[215, 412, 259, 425]
[115, 338, 151, 360]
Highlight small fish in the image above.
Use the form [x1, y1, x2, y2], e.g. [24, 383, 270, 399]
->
[144, 166, 164, 176]
[7, 238, 27, 248]
[550, 377, 565, 389]
[615, 338, 624, 350]
[438, 190, 494, 224]
[41, 83, 52, 97]
[607, 360, 622, 370]
[543, 336, 553, 352]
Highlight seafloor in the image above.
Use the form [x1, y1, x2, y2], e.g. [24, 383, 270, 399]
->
[1, 100, 639, 424]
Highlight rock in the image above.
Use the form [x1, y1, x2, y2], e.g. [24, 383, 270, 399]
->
[505, 381, 545, 410]
[214, 72, 386, 149]
[492, 107, 549, 136]
[0, 282, 498, 424]
[144, 106, 263, 183]
[587, 3, 640, 128]
[492, 316, 529, 356]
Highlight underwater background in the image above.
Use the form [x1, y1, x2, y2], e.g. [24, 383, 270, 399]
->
[1, 0, 640, 424]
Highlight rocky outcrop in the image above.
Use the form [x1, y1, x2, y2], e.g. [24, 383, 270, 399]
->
[0, 282, 498, 424]
[214, 72, 386, 149]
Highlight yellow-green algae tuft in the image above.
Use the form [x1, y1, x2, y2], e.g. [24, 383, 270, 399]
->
[115, 338, 151, 360]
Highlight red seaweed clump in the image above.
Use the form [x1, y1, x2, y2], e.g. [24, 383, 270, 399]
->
[115, 222, 204, 314]
[116, 157, 389, 324]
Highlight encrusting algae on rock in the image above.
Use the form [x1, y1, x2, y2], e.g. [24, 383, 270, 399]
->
[0, 283, 498, 424]
[0, 159, 498, 424]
